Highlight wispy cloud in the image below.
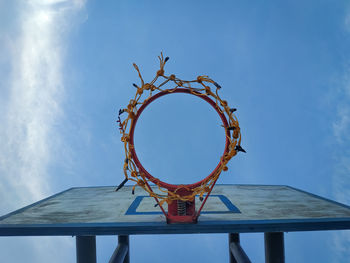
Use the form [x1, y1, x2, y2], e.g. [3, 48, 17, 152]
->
[331, 8, 350, 262]
[0, 0, 85, 261]
[333, 106, 350, 144]
[331, 82, 350, 263]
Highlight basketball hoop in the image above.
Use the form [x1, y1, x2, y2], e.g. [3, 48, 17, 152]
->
[117, 53, 244, 223]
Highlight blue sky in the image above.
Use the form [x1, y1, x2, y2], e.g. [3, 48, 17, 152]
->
[1, 0, 350, 262]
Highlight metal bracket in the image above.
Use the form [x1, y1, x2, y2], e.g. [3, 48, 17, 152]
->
[109, 235, 130, 263]
[229, 233, 251, 263]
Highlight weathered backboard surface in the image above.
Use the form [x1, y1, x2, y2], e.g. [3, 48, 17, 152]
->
[1, 184, 350, 236]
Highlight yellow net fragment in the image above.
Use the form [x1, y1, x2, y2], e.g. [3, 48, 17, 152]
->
[117, 53, 243, 205]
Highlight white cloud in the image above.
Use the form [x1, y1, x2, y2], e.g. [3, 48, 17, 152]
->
[0, 0, 85, 262]
[345, 9, 350, 33]
[331, 95, 350, 262]
[333, 106, 350, 144]
[331, 10, 350, 261]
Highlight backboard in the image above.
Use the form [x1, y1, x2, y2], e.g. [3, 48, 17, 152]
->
[1, 184, 350, 236]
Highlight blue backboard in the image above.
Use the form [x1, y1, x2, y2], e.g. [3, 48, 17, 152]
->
[1, 184, 350, 236]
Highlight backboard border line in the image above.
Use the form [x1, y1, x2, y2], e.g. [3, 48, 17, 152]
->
[1, 217, 350, 236]
[125, 195, 241, 215]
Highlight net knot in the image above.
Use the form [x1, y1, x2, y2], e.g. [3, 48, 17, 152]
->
[121, 134, 130, 142]
[157, 69, 164, 76]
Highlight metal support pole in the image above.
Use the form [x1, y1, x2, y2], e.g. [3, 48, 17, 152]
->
[264, 232, 285, 263]
[229, 233, 251, 263]
[229, 233, 239, 263]
[109, 235, 130, 263]
[76, 236, 96, 263]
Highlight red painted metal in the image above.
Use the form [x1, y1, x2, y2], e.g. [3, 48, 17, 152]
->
[128, 88, 230, 223]
[167, 188, 196, 224]
[143, 177, 167, 218]
[194, 173, 220, 221]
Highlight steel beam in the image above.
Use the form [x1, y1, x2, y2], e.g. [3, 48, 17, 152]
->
[264, 232, 285, 263]
[76, 236, 96, 263]
[229, 233, 251, 263]
[109, 235, 130, 263]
